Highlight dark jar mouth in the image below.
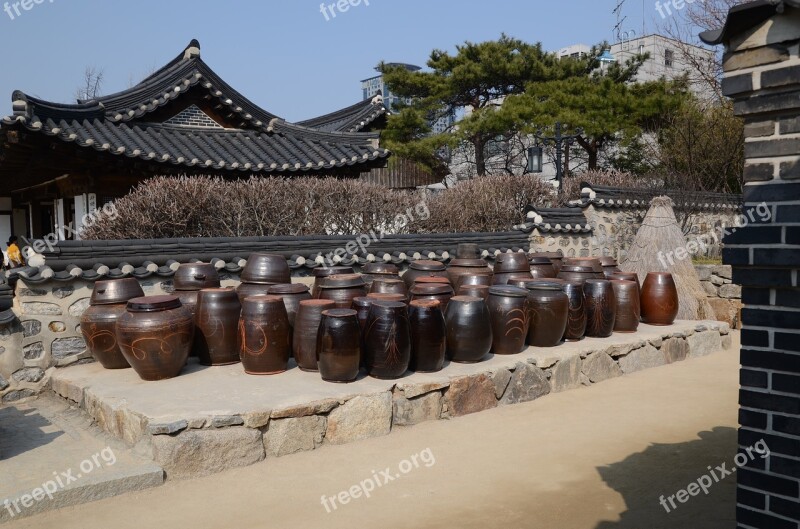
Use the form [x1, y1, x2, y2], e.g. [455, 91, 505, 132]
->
[126, 295, 183, 312]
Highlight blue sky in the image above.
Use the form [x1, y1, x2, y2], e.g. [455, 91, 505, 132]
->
[0, 0, 658, 122]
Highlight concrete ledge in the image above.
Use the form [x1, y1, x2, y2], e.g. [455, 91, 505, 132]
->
[49, 320, 730, 480]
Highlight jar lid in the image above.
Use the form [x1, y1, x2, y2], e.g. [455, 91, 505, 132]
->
[488, 285, 528, 298]
[126, 295, 182, 312]
[414, 277, 451, 285]
[268, 283, 310, 295]
[449, 259, 488, 268]
[409, 260, 446, 271]
[321, 308, 357, 318]
[312, 266, 354, 278]
[319, 274, 366, 288]
[410, 284, 454, 295]
[528, 256, 553, 265]
[525, 282, 564, 291]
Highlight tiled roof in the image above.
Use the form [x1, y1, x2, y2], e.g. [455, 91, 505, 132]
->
[577, 181, 742, 211]
[699, 0, 800, 45]
[297, 94, 389, 133]
[11, 232, 533, 283]
[0, 39, 390, 185]
[516, 206, 593, 234]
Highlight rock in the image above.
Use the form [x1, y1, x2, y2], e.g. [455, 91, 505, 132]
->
[445, 374, 498, 416]
[51, 375, 84, 404]
[19, 288, 47, 297]
[187, 418, 207, 429]
[491, 369, 512, 399]
[712, 265, 732, 280]
[707, 298, 742, 328]
[211, 415, 244, 428]
[580, 372, 592, 386]
[649, 336, 663, 348]
[581, 353, 622, 383]
[2, 389, 36, 402]
[271, 399, 339, 419]
[12, 367, 44, 383]
[551, 354, 582, 392]
[618, 344, 666, 374]
[325, 393, 392, 444]
[23, 342, 44, 360]
[701, 282, 718, 296]
[22, 302, 62, 316]
[396, 381, 449, 399]
[719, 284, 742, 299]
[21, 320, 42, 338]
[52, 286, 75, 299]
[710, 275, 725, 286]
[695, 266, 712, 280]
[148, 419, 189, 435]
[500, 363, 550, 405]
[68, 298, 91, 317]
[242, 410, 272, 429]
[52, 337, 87, 359]
[151, 427, 265, 479]
[84, 390, 147, 445]
[393, 391, 442, 426]
[530, 352, 561, 369]
[0, 373, 8, 390]
[604, 340, 646, 358]
[688, 330, 722, 358]
[48, 321, 67, 333]
[662, 337, 690, 364]
[264, 415, 326, 457]
[722, 334, 733, 350]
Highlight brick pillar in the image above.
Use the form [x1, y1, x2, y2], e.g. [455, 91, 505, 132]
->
[706, 4, 800, 528]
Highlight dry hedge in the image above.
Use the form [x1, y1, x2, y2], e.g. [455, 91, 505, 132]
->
[81, 173, 644, 240]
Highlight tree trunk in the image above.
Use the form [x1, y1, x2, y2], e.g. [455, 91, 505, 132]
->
[473, 136, 487, 177]
[577, 136, 599, 171]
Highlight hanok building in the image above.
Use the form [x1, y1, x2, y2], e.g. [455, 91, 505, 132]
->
[0, 39, 393, 244]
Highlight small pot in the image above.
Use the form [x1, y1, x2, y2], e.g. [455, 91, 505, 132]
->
[445, 296, 492, 363]
[408, 300, 446, 373]
[312, 267, 355, 298]
[583, 279, 617, 338]
[89, 278, 144, 306]
[403, 260, 448, 289]
[641, 272, 679, 325]
[293, 299, 336, 371]
[487, 286, 529, 355]
[173, 263, 220, 291]
[493, 252, 531, 275]
[194, 288, 241, 366]
[241, 253, 291, 285]
[317, 309, 361, 383]
[611, 280, 640, 333]
[239, 295, 291, 375]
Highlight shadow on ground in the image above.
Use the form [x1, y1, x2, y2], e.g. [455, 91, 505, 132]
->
[0, 405, 63, 460]
[595, 426, 738, 529]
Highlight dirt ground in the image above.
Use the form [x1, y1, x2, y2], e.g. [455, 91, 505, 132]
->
[9, 333, 741, 529]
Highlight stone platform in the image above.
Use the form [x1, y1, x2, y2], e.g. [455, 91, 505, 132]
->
[49, 320, 731, 480]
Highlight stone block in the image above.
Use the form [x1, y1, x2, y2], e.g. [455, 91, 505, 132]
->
[396, 381, 449, 399]
[701, 281, 718, 296]
[264, 415, 326, 457]
[242, 410, 272, 429]
[707, 297, 742, 328]
[581, 352, 622, 383]
[325, 393, 392, 444]
[688, 330, 722, 358]
[51, 375, 84, 404]
[491, 368, 512, 399]
[210, 415, 244, 428]
[723, 45, 789, 72]
[271, 399, 339, 419]
[49, 321, 67, 332]
[662, 337, 689, 364]
[21, 320, 41, 338]
[18, 288, 47, 296]
[710, 275, 725, 286]
[52, 286, 75, 299]
[551, 354, 582, 392]
[617, 344, 666, 374]
[500, 363, 550, 405]
[719, 284, 742, 299]
[0, 373, 7, 391]
[148, 420, 189, 435]
[52, 337, 87, 360]
[2, 389, 36, 402]
[22, 302, 62, 316]
[445, 374, 498, 415]
[604, 340, 646, 358]
[712, 265, 733, 280]
[722, 334, 733, 350]
[393, 391, 442, 427]
[696, 266, 712, 280]
[151, 427, 265, 479]
[12, 367, 44, 383]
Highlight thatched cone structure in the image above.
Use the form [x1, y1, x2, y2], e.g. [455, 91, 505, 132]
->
[621, 196, 713, 321]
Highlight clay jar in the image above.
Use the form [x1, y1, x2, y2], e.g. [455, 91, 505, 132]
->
[525, 282, 569, 347]
[369, 278, 408, 301]
[487, 286, 529, 355]
[361, 263, 400, 291]
[318, 274, 368, 309]
[561, 281, 587, 341]
[239, 295, 291, 375]
[409, 282, 455, 313]
[293, 299, 336, 371]
[557, 265, 600, 284]
[367, 293, 407, 303]
[194, 288, 241, 366]
[456, 243, 480, 259]
[402, 260, 448, 289]
[445, 296, 493, 363]
[312, 266, 354, 298]
[565, 258, 603, 274]
[457, 284, 490, 300]
[317, 309, 361, 383]
[115, 295, 194, 381]
[611, 280, 640, 333]
[241, 253, 291, 285]
[408, 300, 446, 373]
[80, 278, 144, 369]
[236, 282, 272, 304]
[457, 273, 493, 288]
[530, 252, 563, 274]
[529, 257, 557, 279]
[583, 279, 617, 338]
[173, 263, 221, 318]
[267, 283, 312, 327]
[364, 301, 411, 379]
[493, 252, 532, 285]
[447, 259, 493, 289]
[640, 272, 679, 325]
[598, 256, 622, 279]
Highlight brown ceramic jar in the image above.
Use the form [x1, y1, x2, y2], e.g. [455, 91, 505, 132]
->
[402, 260, 448, 289]
[317, 309, 361, 383]
[457, 284, 490, 300]
[583, 279, 617, 338]
[293, 299, 336, 371]
[561, 281, 587, 341]
[529, 257, 557, 279]
[611, 280, 641, 333]
[318, 274, 368, 309]
[115, 295, 194, 381]
[487, 286, 529, 355]
[239, 295, 291, 375]
[408, 300, 446, 373]
[369, 278, 408, 300]
[492, 252, 531, 285]
[173, 263, 220, 291]
[268, 283, 312, 327]
[445, 296, 493, 363]
[558, 265, 602, 284]
[640, 272, 679, 325]
[364, 301, 411, 379]
[526, 283, 569, 347]
[312, 266, 355, 298]
[409, 282, 455, 313]
[447, 259, 493, 289]
[194, 288, 241, 366]
[241, 253, 291, 285]
[236, 282, 272, 304]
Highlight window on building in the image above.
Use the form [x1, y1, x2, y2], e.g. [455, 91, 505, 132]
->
[664, 49, 674, 68]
